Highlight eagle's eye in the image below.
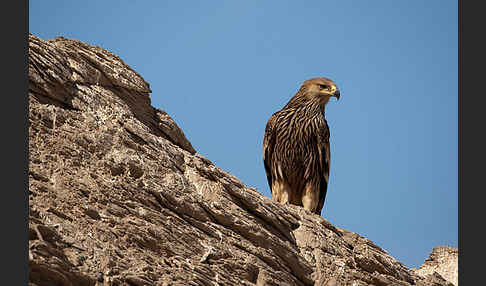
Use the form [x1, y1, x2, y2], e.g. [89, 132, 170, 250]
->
[319, 84, 328, 90]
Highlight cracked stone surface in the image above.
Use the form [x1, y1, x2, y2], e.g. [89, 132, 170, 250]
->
[28, 33, 457, 286]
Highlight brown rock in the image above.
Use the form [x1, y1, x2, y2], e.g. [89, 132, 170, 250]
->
[413, 246, 458, 286]
[28, 33, 455, 286]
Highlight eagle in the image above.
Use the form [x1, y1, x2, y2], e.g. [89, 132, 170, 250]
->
[263, 77, 340, 215]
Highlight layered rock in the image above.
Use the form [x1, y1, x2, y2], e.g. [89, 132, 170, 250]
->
[28, 33, 455, 286]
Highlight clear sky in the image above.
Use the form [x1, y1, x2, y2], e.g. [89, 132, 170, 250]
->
[29, 0, 457, 268]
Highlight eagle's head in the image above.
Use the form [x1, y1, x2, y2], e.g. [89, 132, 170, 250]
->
[286, 77, 340, 110]
[302, 77, 340, 103]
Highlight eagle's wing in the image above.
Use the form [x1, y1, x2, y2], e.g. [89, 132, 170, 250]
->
[263, 113, 278, 192]
[315, 119, 330, 214]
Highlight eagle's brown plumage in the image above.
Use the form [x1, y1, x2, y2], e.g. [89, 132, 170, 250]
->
[263, 77, 340, 215]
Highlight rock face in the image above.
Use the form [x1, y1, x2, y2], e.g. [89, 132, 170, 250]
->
[28, 33, 456, 286]
[413, 246, 458, 286]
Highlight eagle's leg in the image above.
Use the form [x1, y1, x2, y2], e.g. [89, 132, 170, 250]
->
[272, 179, 291, 205]
[301, 183, 318, 213]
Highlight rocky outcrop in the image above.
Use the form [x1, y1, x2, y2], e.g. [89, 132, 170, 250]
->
[28, 33, 455, 286]
[413, 246, 458, 286]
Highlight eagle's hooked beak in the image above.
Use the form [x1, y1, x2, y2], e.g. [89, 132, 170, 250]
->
[329, 85, 340, 101]
[333, 89, 340, 100]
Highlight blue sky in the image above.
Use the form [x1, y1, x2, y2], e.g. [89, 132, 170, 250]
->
[30, 0, 457, 268]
